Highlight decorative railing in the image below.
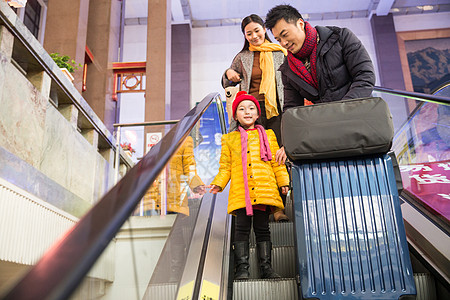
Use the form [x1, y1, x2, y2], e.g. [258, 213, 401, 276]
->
[112, 61, 146, 101]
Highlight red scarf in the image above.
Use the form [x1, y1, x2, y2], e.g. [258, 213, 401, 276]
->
[287, 21, 318, 89]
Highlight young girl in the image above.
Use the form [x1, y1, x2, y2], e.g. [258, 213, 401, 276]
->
[210, 91, 289, 280]
[222, 14, 289, 222]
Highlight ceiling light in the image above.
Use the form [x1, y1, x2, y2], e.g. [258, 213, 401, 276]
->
[417, 5, 434, 11]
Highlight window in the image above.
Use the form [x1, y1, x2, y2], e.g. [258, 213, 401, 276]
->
[14, 0, 47, 43]
[23, 0, 41, 38]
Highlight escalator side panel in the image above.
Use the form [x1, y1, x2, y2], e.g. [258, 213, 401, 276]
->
[291, 154, 416, 299]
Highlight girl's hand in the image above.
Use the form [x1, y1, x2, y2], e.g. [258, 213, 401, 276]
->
[193, 185, 206, 195]
[280, 186, 289, 195]
[276, 147, 287, 165]
[209, 184, 222, 194]
[226, 69, 241, 83]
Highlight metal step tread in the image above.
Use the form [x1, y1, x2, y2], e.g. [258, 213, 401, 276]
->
[247, 246, 296, 279]
[233, 278, 298, 300]
[249, 222, 294, 247]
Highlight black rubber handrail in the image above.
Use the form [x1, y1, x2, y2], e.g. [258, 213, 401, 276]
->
[2, 93, 221, 300]
[374, 86, 450, 105]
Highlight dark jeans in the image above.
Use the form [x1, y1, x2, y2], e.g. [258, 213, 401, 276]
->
[234, 207, 271, 243]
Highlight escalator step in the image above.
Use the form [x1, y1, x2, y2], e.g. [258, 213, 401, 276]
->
[248, 246, 296, 279]
[233, 278, 298, 300]
[414, 273, 437, 300]
[142, 283, 178, 300]
[249, 222, 294, 247]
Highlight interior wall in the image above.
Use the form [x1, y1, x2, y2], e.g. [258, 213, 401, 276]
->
[393, 12, 450, 32]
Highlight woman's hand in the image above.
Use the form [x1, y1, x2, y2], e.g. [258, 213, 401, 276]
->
[226, 69, 241, 83]
[280, 186, 289, 195]
[275, 146, 287, 165]
[209, 184, 222, 194]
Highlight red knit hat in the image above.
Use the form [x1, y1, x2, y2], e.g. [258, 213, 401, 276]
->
[232, 91, 261, 119]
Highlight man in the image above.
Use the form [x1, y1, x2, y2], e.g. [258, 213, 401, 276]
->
[265, 4, 376, 111]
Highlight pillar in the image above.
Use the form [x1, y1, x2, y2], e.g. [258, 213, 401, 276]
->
[43, 0, 90, 92]
[145, 0, 171, 123]
[83, 0, 121, 133]
[171, 23, 191, 119]
[371, 13, 410, 131]
[370, 14, 405, 90]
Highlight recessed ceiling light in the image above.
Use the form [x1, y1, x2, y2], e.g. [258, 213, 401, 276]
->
[417, 5, 434, 11]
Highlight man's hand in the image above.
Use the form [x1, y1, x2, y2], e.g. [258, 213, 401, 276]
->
[280, 186, 289, 195]
[275, 146, 287, 165]
[226, 69, 241, 83]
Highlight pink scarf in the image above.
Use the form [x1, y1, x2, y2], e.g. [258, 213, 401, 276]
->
[238, 125, 272, 216]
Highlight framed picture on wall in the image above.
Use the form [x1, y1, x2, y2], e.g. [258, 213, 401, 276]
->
[397, 29, 450, 94]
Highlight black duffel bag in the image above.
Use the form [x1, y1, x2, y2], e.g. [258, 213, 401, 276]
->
[281, 97, 394, 161]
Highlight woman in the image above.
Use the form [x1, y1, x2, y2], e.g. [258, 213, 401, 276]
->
[222, 14, 289, 222]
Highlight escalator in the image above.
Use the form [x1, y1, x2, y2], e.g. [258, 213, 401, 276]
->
[1, 88, 449, 300]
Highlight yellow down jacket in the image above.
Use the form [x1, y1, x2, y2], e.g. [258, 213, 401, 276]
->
[141, 136, 203, 215]
[211, 129, 289, 215]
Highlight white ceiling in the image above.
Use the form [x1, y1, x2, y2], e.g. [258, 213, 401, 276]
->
[124, 0, 450, 27]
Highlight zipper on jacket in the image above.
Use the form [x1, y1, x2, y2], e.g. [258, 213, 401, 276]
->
[322, 57, 336, 91]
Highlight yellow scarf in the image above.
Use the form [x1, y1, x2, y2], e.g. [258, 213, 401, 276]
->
[249, 40, 287, 119]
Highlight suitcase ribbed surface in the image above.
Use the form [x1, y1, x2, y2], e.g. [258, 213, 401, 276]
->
[291, 154, 416, 299]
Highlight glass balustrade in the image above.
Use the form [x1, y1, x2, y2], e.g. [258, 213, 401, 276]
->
[65, 95, 227, 300]
[373, 89, 450, 226]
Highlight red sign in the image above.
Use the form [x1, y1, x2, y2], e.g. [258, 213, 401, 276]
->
[400, 161, 450, 222]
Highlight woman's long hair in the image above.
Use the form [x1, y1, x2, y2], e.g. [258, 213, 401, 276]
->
[240, 14, 272, 52]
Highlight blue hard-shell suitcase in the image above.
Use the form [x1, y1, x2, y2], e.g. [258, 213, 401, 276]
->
[290, 154, 416, 299]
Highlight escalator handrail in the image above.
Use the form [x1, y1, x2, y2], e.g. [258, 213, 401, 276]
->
[374, 86, 450, 105]
[2, 93, 221, 300]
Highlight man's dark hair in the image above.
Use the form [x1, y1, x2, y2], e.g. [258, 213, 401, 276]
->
[265, 4, 303, 30]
